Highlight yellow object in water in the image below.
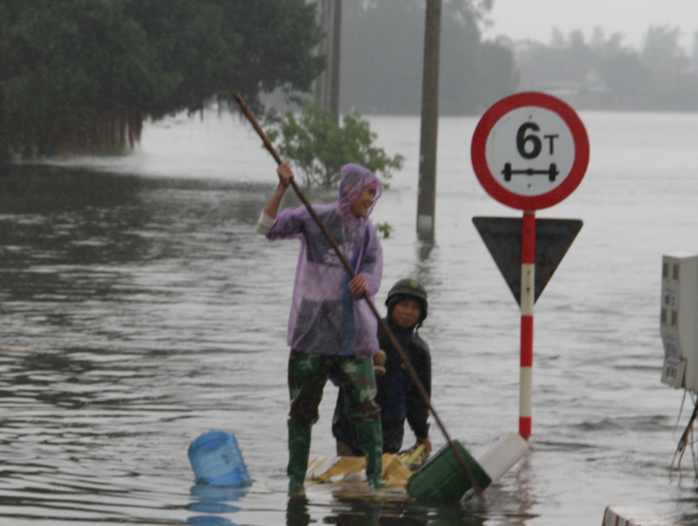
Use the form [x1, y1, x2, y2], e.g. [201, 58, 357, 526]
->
[311, 456, 366, 482]
[306, 454, 413, 487]
[381, 453, 414, 487]
[402, 444, 425, 465]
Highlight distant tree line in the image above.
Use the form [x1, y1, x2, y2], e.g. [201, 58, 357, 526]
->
[6, 0, 693, 165]
[0, 0, 324, 161]
[505, 26, 698, 111]
[338, 1, 698, 114]
[339, 0, 519, 115]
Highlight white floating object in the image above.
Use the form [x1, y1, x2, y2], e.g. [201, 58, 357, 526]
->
[477, 431, 529, 483]
[602, 505, 679, 526]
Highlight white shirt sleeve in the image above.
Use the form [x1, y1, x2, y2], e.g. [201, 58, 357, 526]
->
[256, 211, 277, 235]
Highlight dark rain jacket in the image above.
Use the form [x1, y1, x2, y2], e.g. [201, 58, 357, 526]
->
[332, 316, 431, 454]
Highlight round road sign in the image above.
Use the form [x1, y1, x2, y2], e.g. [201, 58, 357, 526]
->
[471, 92, 589, 210]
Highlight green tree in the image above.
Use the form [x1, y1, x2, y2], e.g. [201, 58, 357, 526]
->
[440, 13, 518, 114]
[515, 29, 599, 87]
[691, 31, 698, 71]
[340, 0, 517, 115]
[640, 25, 690, 109]
[267, 101, 404, 188]
[509, 25, 698, 110]
[641, 25, 688, 75]
[2, 0, 166, 155]
[597, 52, 650, 107]
[0, 0, 324, 159]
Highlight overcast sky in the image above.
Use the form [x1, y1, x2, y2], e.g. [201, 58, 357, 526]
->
[483, 0, 698, 51]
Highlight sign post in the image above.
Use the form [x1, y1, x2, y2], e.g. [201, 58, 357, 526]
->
[519, 210, 535, 439]
[471, 92, 589, 439]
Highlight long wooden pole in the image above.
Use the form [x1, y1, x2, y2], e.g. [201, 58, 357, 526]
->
[233, 92, 484, 501]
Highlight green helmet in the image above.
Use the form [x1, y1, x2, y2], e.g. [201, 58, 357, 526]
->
[385, 278, 428, 323]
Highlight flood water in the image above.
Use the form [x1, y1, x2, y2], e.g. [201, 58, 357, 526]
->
[1, 109, 698, 525]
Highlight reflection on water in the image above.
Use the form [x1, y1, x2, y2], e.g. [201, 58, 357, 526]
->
[2, 110, 698, 525]
[283, 493, 490, 526]
[188, 485, 246, 524]
[0, 165, 282, 525]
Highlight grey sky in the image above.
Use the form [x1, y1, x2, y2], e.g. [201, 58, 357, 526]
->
[484, 0, 698, 51]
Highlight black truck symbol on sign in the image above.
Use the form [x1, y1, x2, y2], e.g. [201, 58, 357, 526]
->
[502, 162, 559, 182]
[502, 122, 559, 183]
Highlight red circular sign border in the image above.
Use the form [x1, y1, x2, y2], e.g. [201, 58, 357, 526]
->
[471, 92, 590, 210]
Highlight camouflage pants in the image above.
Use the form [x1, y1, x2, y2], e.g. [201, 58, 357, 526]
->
[288, 350, 380, 427]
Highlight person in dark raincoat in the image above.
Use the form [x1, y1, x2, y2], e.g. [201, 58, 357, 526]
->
[332, 278, 432, 462]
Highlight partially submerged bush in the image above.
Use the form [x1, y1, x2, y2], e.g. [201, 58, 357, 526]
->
[267, 102, 404, 188]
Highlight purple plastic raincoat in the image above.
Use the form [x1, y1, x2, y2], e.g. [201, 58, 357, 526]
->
[267, 164, 383, 356]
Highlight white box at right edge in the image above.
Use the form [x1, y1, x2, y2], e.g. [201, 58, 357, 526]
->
[660, 254, 698, 390]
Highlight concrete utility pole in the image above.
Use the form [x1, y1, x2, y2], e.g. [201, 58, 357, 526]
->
[315, 0, 343, 123]
[416, 0, 441, 241]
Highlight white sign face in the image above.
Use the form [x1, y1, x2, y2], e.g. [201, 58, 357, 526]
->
[485, 107, 575, 197]
[471, 92, 589, 211]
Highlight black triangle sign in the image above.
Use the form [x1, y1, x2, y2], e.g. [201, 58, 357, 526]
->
[472, 217, 583, 305]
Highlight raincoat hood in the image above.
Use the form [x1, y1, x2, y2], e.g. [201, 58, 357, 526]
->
[338, 164, 382, 218]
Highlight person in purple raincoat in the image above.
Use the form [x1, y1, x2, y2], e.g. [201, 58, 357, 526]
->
[256, 160, 385, 492]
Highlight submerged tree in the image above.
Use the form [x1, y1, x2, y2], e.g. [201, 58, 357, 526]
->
[0, 0, 324, 160]
[340, 0, 518, 115]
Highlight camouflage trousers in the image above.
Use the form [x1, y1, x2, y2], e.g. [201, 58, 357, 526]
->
[288, 350, 380, 427]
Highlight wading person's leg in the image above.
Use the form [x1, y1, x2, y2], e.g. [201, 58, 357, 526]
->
[287, 351, 330, 493]
[335, 355, 385, 488]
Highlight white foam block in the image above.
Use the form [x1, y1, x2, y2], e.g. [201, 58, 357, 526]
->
[603, 505, 679, 526]
[476, 432, 529, 483]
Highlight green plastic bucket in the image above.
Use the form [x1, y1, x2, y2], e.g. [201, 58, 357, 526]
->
[407, 440, 492, 502]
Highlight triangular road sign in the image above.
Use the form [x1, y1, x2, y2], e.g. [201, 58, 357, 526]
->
[472, 217, 583, 305]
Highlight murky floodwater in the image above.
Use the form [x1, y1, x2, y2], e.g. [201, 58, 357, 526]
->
[1, 110, 698, 525]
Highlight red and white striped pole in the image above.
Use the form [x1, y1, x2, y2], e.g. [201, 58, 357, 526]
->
[519, 211, 536, 439]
